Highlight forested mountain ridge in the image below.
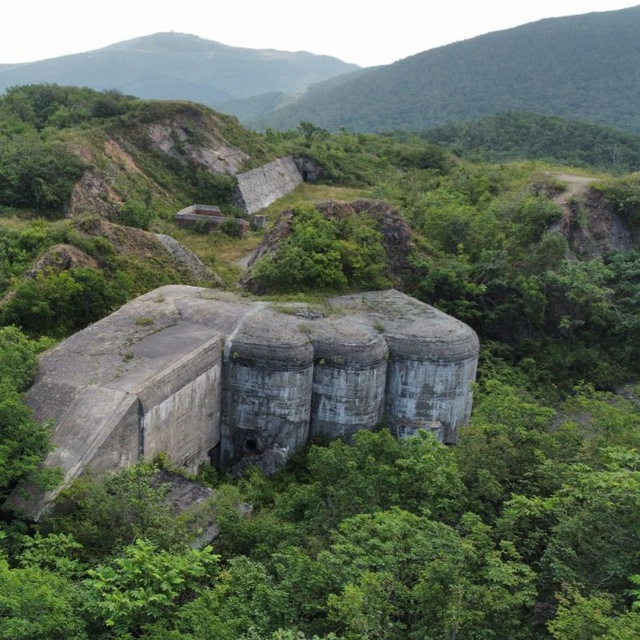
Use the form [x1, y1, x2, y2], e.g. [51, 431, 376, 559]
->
[419, 112, 640, 172]
[4, 7, 639, 135]
[251, 5, 640, 133]
[0, 32, 359, 112]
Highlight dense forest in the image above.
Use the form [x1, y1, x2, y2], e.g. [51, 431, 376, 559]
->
[251, 5, 640, 134]
[419, 112, 640, 173]
[2, 85, 640, 638]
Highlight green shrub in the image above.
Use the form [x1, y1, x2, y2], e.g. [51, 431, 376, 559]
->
[191, 169, 237, 205]
[1, 268, 126, 338]
[0, 326, 38, 391]
[250, 203, 388, 294]
[596, 175, 640, 230]
[220, 217, 243, 238]
[0, 136, 86, 213]
[117, 200, 155, 230]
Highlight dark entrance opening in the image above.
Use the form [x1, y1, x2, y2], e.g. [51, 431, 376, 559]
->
[208, 445, 220, 466]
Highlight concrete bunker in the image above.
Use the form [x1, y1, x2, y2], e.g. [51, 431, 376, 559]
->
[174, 204, 249, 237]
[13, 286, 479, 518]
[220, 310, 315, 468]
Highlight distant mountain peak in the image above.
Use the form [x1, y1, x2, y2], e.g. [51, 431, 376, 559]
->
[100, 32, 237, 55]
[0, 32, 359, 108]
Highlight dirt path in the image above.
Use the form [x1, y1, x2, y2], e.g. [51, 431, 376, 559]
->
[551, 173, 595, 206]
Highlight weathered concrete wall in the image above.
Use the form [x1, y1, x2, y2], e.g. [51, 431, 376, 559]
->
[221, 311, 314, 467]
[20, 386, 140, 520]
[14, 286, 479, 518]
[310, 323, 388, 441]
[12, 304, 223, 519]
[234, 156, 303, 214]
[381, 312, 480, 443]
[325, 291, 479, 445]
[135, 337, 222, 472]
[385, 355, 478, 442]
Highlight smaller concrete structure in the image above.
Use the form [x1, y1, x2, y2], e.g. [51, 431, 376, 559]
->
[175, 204, 223, 231]
[175, 204, 248, 237]
[175, 205, 221, 219]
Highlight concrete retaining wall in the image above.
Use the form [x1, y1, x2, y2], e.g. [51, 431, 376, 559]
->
[137, 337, 222, 472]
[235, 156, 303, 214]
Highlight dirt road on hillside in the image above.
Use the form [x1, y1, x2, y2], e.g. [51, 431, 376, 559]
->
[551, 173, 596, 206]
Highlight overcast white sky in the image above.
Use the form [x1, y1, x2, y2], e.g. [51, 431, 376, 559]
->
[1, 1, 638, 67]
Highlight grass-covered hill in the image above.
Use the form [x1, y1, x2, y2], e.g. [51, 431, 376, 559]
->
[0, 32, 359, 113]
[251, 5, 640, 134]
[4, 85, 640, 638]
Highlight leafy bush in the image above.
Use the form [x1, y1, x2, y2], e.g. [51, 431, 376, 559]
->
[0, 84, 136, 130]
[219, 217, 243, 238]
[85, 539, 218, 636]
[0, 135, 86, 213]
[0, 326, 38, 391]
[116, 200, 155, 230]
[45, 464, 188, 559]
[595, 175, 640, 229]
[0, 326, 58, 508]
[191, 169, 238, 205]
[250, 203, 388, 293]
[0, 557, 88, 640]
[1, 268, 127, 338]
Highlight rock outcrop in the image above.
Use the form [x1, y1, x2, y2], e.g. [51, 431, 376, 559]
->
[555, 188, 640, 257]
[547, 173, 640, 258]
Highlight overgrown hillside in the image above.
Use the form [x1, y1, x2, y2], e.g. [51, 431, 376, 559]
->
[251, 5, 640, 133]
[420, 112, 640, 173]
[0, 83, 279, 214]
[3, 90, 640, 638]
[0, 84, 283, 336]
[3, 88, 640, 396]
